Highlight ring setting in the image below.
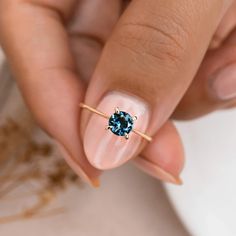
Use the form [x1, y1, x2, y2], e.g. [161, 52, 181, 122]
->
[80, 103, 152, 142]
[107, 108, 136, 139]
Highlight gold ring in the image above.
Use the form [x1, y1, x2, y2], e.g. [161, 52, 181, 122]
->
[80, 103, 152, 142]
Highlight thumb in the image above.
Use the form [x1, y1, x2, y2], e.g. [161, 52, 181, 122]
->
[81, 0, 232, 170]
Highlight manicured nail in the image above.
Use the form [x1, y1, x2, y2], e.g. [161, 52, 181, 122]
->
[56, 142, 100, 188]
[209, 64, 236, 100]
[83, 91, 150, 170]
[134, 157, 183, 185]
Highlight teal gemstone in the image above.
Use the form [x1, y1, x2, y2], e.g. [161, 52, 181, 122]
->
[108, 111, 133, 136]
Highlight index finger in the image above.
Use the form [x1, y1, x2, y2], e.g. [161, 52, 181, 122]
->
[0, 0, 100, 186]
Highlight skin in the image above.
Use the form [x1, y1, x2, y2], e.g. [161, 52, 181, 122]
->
[0, 0, 236, 185]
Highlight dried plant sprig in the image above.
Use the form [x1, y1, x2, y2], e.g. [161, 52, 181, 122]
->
[0, 118, 81, 224]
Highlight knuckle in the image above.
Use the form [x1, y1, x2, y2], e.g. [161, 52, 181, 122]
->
[112, 16, 190, 69]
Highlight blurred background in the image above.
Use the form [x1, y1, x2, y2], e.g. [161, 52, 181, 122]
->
[0, 48, 236, 236]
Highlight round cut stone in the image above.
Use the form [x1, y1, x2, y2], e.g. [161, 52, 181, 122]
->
[108, 111, 134, 136]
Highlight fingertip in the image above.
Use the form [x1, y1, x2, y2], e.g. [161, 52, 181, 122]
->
[56, 141, 101, 188]
[134, 157, 183, 185]
[138, 121, 185, 182]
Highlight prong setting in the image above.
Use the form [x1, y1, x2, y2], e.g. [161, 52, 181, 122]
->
[115, 107, 120, 114]
[105, 125, 112, 130]
[125, 133, 129, 139]
[132, 116, 137, 121]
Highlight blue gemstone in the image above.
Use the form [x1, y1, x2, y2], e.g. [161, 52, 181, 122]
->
[108, 111, 134, 136]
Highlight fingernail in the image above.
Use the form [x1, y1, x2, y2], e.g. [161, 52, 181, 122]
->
[134, 157, 183, 185]
[209, 64, 236, 100]
[83, 91, 150, 170]
[56, 142, 100, 188]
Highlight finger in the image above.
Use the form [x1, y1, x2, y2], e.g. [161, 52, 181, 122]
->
[134, 121, 184, 185]
[174, 27, 236, 120]
[81, 0, 232, 171]
[0, 0, 102, 186]
[68, 0, 122, 81]
[209, 1, 236, 49]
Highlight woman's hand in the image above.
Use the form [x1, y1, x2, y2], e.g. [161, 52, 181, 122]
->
[0, 0, 235, 186]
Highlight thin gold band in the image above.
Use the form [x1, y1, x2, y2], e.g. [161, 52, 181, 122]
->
[80, 103, 152, 142]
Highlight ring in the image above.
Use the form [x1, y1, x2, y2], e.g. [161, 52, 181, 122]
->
[80, 103, 152, 142]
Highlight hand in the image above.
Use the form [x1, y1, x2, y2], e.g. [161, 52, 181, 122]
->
[0, 0, 235, 186]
